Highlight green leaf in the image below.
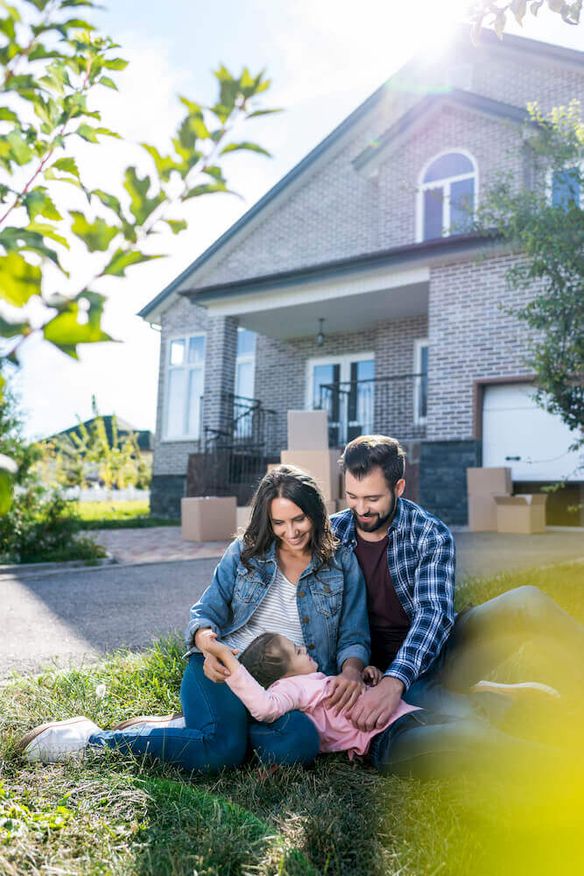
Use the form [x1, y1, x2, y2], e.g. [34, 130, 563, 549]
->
[23, 188, 62, 221]
[0, 108, 19, 122]
[123, 167, 165, 224]
[183, 182, 229, 200]
[247, 108, 282, 119]
[0, 465, 14, 515]
[102, 57, 128, 71]
[76, 124, 120, 143]
[98, 75, 117, 90]
[141, 143, 180, 181]
[91, 188, 122, 217]
[165, 218, 187, 235]
[70, 211, 119, 252]
[0, 315, 30, 338]
[0, 252, 42, 305]
[220, 141, 271, 157]
[45, 156, 81, 186]
[43, 294, 113, 354]
[6, 130, 33, 165]
[102, 248, 164, 277]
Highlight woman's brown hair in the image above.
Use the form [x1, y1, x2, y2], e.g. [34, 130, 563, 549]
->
[241, 464, 338, 570]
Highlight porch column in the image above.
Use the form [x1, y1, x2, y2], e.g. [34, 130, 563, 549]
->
[202, 316, 238, 442]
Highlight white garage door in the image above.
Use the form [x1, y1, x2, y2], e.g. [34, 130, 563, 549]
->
[482, 383, 583, 482]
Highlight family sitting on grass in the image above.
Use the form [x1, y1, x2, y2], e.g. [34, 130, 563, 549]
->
[18, 436, 583, 777]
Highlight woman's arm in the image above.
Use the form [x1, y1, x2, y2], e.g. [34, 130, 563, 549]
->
[335, 547, 371, 671]
[185, 539, 243, 649]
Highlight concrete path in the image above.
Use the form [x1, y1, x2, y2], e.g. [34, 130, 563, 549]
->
[2, 528, 582, 681]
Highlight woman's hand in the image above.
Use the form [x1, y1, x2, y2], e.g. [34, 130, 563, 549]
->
[195, 629, 237, 683]
[362, 665, 383, 686]
[324, 663, 365, 716]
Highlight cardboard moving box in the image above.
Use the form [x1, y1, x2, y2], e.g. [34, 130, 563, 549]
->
[181, 496, 237, 541]
[287, 410, 328, 450]
[494, 494, 547, 534]
[280, 449, 340, 501]
[467, 467, 512, 496]
[468, 495, 499, 532]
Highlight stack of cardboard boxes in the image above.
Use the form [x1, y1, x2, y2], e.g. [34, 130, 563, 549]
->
[280, 410, 346, 513]
[467, 467, 546, 534]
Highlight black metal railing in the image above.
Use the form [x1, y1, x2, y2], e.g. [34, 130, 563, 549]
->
[316, 373, 427, 446]
[195, 393, 278, 504]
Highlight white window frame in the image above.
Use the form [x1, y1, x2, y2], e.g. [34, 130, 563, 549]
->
[305, 352, 375, 409]
[545, 163, 583, 207]
[413, 338, 429, 426]
[416, 148, 479, 243]
[162, 332, 206, 441]
[234, 327, 256, 400]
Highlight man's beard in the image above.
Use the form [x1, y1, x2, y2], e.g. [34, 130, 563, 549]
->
[352, 492, 397, 533]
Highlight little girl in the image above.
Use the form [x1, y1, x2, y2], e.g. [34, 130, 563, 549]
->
[204, 630, 421, 763]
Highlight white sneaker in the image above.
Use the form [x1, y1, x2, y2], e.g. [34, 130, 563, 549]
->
[112, 713, 185, 731]
[17, 716, 101, 763]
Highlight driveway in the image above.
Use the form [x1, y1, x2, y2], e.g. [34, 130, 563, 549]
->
[2, 529, 582, 680]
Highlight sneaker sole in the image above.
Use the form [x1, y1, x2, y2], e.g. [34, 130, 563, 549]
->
[16, 716, 90, 755]
[112, 713, 183, 731]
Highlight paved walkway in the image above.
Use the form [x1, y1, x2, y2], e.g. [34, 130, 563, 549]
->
[93, 527, 229, 564]
[91, 525, 584, 579]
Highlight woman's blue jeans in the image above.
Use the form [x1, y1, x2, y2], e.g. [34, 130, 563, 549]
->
[89, 654, 320, 773]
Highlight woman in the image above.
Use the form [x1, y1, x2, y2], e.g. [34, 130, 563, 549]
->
[18, 465, 371, 772]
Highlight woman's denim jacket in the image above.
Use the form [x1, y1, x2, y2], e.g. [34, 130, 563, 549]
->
[185, 538, 370, 676]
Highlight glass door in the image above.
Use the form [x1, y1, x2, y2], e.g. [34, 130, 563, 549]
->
[308, 354, 374, 445]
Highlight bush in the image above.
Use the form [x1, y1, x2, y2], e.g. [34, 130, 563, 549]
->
[0, 484, 106, 564]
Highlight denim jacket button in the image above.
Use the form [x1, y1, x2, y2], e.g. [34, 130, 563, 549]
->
[308, 643, 315, 649]
[302, 615, 309, 624]
[298, 590, 305, 598]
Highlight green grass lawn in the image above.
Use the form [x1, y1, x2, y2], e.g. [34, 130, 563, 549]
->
[2, 561, 583, 875]
[75, 501, 180, 530]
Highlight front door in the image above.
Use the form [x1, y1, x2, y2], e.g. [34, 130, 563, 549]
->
[307, 354, 375, 446]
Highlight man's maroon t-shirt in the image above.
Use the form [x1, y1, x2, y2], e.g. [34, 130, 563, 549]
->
[354, 531, 411, 671]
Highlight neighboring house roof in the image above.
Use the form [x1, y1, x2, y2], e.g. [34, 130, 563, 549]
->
[139, 27, 583, 323]
[181, 232, 502, 305]
[49, 416, 154, 453]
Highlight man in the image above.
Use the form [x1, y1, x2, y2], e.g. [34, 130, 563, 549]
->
[329, 435, 584, 732]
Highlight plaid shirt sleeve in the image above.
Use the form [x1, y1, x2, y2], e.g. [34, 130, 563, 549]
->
[385, 530, 456, 690]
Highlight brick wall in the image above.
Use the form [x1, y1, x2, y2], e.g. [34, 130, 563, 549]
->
[426, 253, 537, 442]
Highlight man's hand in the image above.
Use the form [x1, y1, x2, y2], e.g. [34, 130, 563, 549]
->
[347, 676, 404, 731]
[324, 661, 365, 715]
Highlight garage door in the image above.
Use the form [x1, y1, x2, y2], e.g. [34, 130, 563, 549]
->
[482, 383, 583, 482]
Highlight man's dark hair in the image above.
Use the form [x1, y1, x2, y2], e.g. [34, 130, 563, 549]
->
[239, 633, 291, 688]
[340, 435, 406, 488]
[241, 464, 338, 571]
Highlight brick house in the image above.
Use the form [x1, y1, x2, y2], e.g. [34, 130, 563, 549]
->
[140, 29, 584, 524]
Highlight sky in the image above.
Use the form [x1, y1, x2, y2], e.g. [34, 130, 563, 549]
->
[11, 0, 584, 439]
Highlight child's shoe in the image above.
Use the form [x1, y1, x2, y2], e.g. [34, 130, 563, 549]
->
[112, 713, 185, 731]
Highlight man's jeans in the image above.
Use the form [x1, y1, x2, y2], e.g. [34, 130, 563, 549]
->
[89, 654, 320, 772]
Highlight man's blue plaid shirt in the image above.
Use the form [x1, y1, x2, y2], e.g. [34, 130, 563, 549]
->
[330, 498, 456, 690]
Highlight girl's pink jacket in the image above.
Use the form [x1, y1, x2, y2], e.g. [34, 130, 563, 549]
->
[226, 665, 419, 758]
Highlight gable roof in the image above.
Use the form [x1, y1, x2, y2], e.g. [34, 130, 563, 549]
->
[139, 27, 583, 322]
[353, 89, 529, 171]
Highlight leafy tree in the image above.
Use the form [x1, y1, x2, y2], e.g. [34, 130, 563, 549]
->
[44, 398, 152, 490]
[477, 100, 584, 456]
[0, 0, 277, 509]
[469, 0, 583, 40]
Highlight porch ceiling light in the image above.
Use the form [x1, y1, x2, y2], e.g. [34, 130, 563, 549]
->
[316, 318, 325, 347]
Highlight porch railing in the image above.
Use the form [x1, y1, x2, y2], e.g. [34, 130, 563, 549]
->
[316, 373, 427, 446]
[196, 392, 278, 503]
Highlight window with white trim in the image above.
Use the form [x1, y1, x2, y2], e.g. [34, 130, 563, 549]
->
[414, 339, 429, 425]
[164, 334, 205, 440]
[234, 328, 256, 399]
[417, 151, 477, 241]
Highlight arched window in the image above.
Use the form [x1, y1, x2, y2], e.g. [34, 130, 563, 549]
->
[417, 151, 477, 242]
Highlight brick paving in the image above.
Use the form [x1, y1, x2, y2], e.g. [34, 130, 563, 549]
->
[92, 526, 229, 565]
